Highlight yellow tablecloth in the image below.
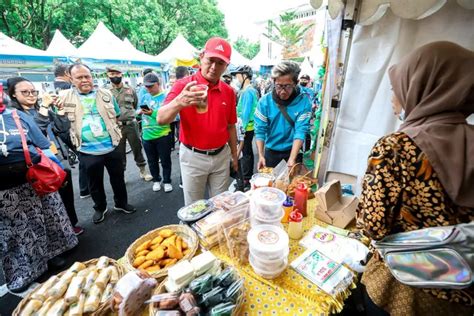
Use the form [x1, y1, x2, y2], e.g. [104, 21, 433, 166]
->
[211, 199, 357, 316]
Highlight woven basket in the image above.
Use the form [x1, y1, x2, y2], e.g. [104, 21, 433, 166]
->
[12, 257, 125, 316]
[123, 225, 198, 279]
[149, 261, 244, 316]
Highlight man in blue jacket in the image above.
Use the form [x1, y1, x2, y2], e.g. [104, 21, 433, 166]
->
[254, 61, 312, 168]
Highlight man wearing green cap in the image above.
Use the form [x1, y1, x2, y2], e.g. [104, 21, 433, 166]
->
[106, 66, 152, 181]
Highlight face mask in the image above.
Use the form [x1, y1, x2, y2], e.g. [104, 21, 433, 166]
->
[300, 82, 308, 87]
[398, 109, 406, 121]
[231, 78, 241, 90]
[110, 77, 122, 85]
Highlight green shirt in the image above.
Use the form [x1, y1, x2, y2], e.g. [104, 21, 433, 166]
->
[79, 91, 121, 155]
[141, 92, 170, 141]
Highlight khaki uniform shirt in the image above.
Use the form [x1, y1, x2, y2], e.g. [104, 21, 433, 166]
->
[108, 83, 138, 122]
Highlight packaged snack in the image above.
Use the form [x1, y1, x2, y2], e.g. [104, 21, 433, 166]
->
[84, 285, 103, 313]
[96, 256, 110, 269]
[190, 251, 217, 276]
[48, 298, 68, 316]
[68, 262, 87, 273]
[193, 209, 227, 237]
[222, 220, 251, 264]
[31, 275, 59, 301]
[100, 283, 114, 303]
[64, 275, 85, 304]
[209, 191, 233, 209]
[147, 292, 180, 310]
[68, 294, 85, 316]
[199, 286, 224, 308]
[94, 266, 112, 289]
[177, 200, 214, 223]
[168, 260, 194, 285]
[213, 268, 235, 288]
[109, 266, 120, 283]
[47, 279, 70, 299]
[179, 291, 200, 314]
[84, 269, 99, 293]
[113, 271, 157, 316]
[250, 173, 275, 190]
[19, 299, 42, 316]
[225, 279, 244, 302]
[188, 273, 214, 296]
[35, 298, 55, 316]
[220, 191, 249, 210]
[209, 302, 237, 316]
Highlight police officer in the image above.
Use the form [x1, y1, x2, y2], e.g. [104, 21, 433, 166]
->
[106, 66, 152, 181]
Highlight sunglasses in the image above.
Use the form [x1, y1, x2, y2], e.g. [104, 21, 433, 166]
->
[274, 84, 295, 91]
[17, 90, 39, 97]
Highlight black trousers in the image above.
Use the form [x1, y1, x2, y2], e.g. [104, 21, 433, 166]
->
[78, 159, 89, 196]
[58, 168, 78, 226]
[264, 148, 302, 168]
[142, 134, 172, 183]
[78, 147, 128, 212]
[241, 130, 254, 181]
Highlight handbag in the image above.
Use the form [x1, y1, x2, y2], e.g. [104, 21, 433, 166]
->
[373, 222, 474, 289]
[12, 110, 66, 195]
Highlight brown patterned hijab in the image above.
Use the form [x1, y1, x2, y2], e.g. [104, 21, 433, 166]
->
[388, 41, 474, 208]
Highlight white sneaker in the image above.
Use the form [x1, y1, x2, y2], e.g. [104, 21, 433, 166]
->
[152, 182, 161, 192]
[164, 183, 173, 193]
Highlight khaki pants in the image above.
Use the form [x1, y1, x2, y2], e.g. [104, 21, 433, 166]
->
[179, 143, 230, 205]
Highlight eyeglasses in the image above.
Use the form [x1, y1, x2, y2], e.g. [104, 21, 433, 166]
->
[17, 90, 39, 97]
[274, 84, 295, 91]
[202, 57, 227, 67]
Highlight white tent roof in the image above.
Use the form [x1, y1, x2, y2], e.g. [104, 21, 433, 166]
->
[0, 32, 51, 56]
[122, 38, 161, 63]
[300, 57, 315, 77]
[46, 29, 77, 56]
[250, 49, 281, 70]
[230, 48, 251, 66]
[310, 0, 473, 25]
[155, 34, 198, 63]
[75, 22, 158, 63]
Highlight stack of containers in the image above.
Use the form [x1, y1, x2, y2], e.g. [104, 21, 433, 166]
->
[247, 225, 289, 279]
[250, 187, 287, 228]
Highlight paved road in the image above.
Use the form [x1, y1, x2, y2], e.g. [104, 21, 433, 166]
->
[0, 148, 186, 314]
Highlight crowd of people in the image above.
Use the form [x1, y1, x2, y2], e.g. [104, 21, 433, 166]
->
[0, 37, 472, 316]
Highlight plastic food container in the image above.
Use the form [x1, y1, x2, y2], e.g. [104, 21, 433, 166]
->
[177, 199, 214, 223]
[209, 191, 233, 209]
[249, 254, 287, 279]
[221, 191, 249, 210]
[251, 187, 287, 220]
[247, 225, 289, 260]
[249, 247, 289, 271]
[250, 207, 284, 228]
[250, 173, 275, 190]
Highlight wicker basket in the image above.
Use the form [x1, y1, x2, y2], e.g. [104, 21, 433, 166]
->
[123, 225, 198, 279]
[12, 257, 125, 316]
[149, 261, 244, 316]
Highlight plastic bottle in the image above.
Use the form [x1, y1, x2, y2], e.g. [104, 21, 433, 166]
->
[281, 197, 294, 223]
[294, 183, 308, 217]
[288, 210, 303, 240]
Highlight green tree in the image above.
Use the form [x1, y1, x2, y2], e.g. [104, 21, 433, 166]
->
[264, 10, 313, 58]
[233, 36, 260, 60]
[0, 0, 228, 54]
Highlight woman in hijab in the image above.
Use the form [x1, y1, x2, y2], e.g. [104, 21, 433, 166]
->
[357, 41, 473, 315]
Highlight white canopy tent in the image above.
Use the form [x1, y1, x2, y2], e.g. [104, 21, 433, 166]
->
[250, 49, 281, 71]
[299, 57, 315, 77]
[122, 38, 160, 63]
[309, 0, 474, 190]
[155, 34, 199, 66]
[0, 32, 51, 56]
[230, 49, 251, 66]
[46, 29, 77, 56]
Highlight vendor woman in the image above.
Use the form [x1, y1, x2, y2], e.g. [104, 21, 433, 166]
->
[357, 41, 473, 315]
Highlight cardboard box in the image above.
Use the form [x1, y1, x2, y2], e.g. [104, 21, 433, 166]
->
[314, 180, 358, 228]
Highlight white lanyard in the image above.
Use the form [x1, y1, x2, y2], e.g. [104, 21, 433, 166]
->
[0, 114, 9, 157]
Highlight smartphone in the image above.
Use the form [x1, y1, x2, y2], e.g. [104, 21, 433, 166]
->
[140, 104, 151, 111]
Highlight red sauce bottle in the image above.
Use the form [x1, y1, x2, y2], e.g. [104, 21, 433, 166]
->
[294, 183, 308, 217]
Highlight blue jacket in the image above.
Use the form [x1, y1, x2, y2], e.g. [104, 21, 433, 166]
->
[237, 85, 258, 131]
[254, 91, 312, 151]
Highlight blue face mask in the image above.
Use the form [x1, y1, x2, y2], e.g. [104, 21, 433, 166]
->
[398, 110, 406, 121]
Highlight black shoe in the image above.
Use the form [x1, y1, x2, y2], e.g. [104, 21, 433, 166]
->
[113, 204, 136, 214]
[8, 284, 31, 294]
[93, 208, 108, 224]
[48, 256, 66, 269]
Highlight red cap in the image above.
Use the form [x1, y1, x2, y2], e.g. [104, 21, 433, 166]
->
[289, 210, 303, 222]
[203, 37, 232, 64]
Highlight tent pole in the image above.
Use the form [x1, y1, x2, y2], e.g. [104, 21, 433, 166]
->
[315, 0, 360, 184]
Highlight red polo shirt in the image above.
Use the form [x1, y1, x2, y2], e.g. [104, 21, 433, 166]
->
[164, 70, 237, 150]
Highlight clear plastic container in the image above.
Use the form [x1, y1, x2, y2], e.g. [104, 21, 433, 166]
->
[209, 191, 234, 209]
[249, 247, 289, 271]
[247, 225, 289, 260]
[250, 207, 284, 228]
[249, 254, 287, 279]
[250, 173, 275, 190]
[177, 199, 214, 223]
[221, 191, 249, 210]
[251, 187, 287, 220]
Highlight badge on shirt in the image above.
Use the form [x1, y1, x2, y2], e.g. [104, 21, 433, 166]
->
[102, 95, 111, 103]
[89, 117, 105, 137]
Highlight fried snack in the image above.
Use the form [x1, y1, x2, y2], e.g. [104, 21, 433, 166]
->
[109, 266, 119, 284]
[145, 264, 162, 273]
[182, 240, 188, 250]
[133, 256, 146, 268]
[68, 262, 87, 273]
[167, 244, 183, 260]
[94, 267, 111, 289]
[287, 176, 316, 198]
[138, 260, 154, 270]
[151, 235, 164, 245]
[164, 259, 178, 267]
[100, 283, 114, 303]
[176, 236, 183, 253]
[68, 294, 85, 316]
[84, 270, 98, 294]
[84, 285, 103, 313]
[19, 299, 42, 316]
[161, 235, 177, 248]
[64, 275, 85, 304]
[96, 256, 109, 269]
[159, 229, 174, 238]
[258, 167, 274, 174]
[47, 298, 68, 316]
[35, 298, 55, 316]
[136, 249, 150, 257]
[146, 247, 165, 261]
[47, 279, 70, 299]
[135, 240, 152, 253]
[31, 275, 59, 301]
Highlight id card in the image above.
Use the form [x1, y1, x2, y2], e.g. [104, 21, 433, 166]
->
[89, 117, 104, 137]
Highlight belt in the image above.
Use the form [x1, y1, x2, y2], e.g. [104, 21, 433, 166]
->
[183, 143, 225, 156]
[119, 120, 135, 126]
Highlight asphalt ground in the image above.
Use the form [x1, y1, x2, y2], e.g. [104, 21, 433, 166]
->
[0, 148, 185, 315]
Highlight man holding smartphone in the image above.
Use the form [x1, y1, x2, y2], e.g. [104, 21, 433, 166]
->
[140, 72, 173, 193]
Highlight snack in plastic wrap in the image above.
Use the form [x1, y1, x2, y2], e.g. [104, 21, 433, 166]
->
[68, 293, 85, 316]
[199, 286, 224, 308]
[177, 200, 214, 223]
[68, 261, 87, 273]
[96, 256, 110, 269]
[35, 298, 55, 316]
[209, 302, 237, 316]
[113, 271, 157, 316]
[19, 299, 42, 316]
[84, 269, 99, 293]
[31, 275, 58, 301]
[84, 284, 103, 313]
[47, 278, 70, 299]
[47, 298, 67, 316]
[209, 191, 233, 209]
[188, 273, 214, 296]
[64, 275, 85, 304]
[148, 292, 180, 310]
[225, 279, 244, 302]
[179, 291, 200, 315]
[190, 251, 217, 276]
[94, 266, 112, 289]
[101, 283, 114, 303]
[213, 268, 235, 288]
[223, 220, 250, 264]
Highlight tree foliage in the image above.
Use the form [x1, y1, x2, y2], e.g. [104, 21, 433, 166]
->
[233, 36, 260, 60]
[0, 0, 228, 54]
[264, 10, 313, 58]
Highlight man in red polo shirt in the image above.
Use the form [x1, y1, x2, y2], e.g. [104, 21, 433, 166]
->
[158, 37, 238, 204]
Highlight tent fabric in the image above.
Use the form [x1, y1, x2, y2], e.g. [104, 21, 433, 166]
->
[122, 38, 161, 63]
[300, 57, 315, 77]
[310, 0, 474, 25]
[46, 29, 77, 56]
[0, 32, 51, 56]
[155, 34, 199, 66]
[324, 0, 474, 191]
[230, 49, 251, 66]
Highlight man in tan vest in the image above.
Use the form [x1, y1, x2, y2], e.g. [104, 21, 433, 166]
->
[106, 66, 152, 181]
[62, 63, 136, 224]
